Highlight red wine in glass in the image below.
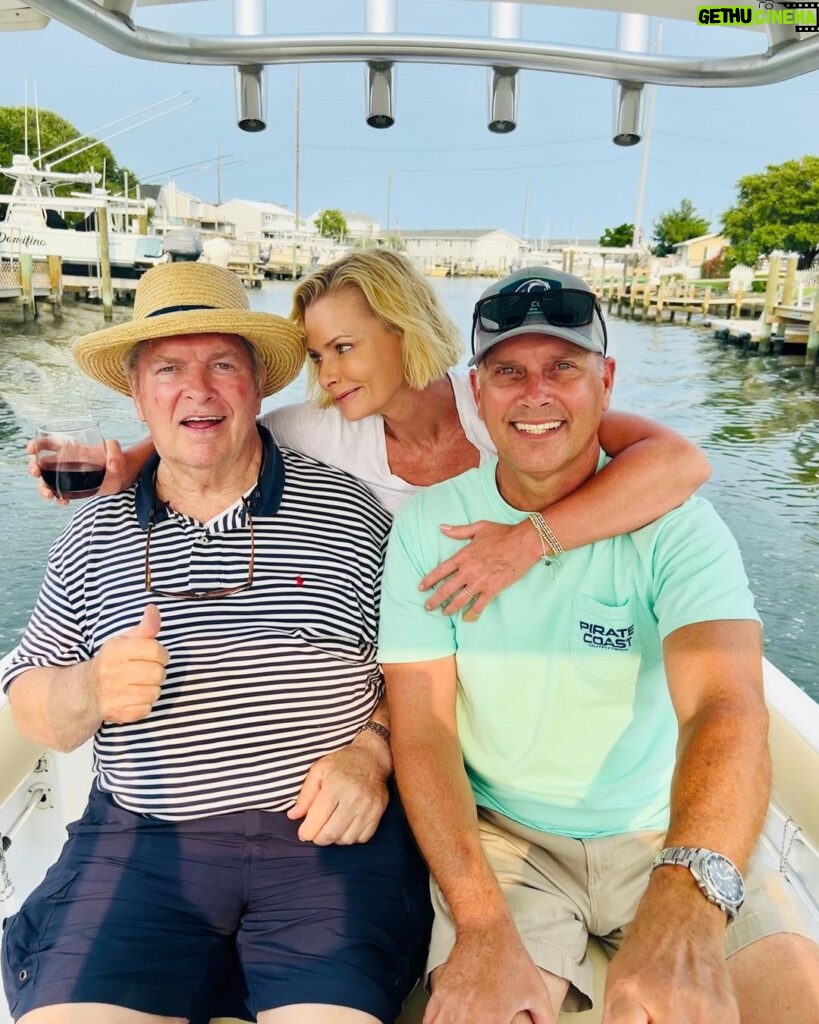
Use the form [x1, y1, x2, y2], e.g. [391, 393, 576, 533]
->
[35, 420, 106, 499]
[39, 461, 106, 499]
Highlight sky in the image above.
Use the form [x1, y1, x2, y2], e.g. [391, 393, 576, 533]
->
[3, 0, 818, 243]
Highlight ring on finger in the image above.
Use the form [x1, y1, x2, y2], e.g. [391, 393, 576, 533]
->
[462, 586, 477, 599]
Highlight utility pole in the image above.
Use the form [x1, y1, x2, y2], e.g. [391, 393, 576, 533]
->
[292, 70, 301, 280]
[521, 180, 530, 242]
[216, 141, 222, 205]
[386, 163, 393, 234]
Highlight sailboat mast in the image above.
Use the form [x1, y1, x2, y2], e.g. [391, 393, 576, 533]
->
[292, 70, 301, 279]
[34, 83, 42, 166]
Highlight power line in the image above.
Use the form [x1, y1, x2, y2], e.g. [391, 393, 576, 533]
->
[302, 135, 605, 155]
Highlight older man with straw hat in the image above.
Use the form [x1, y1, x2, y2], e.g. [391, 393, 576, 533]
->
[2, 262, 431, 1024]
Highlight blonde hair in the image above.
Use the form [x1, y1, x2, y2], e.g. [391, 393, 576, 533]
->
[291, 249, 464, 407]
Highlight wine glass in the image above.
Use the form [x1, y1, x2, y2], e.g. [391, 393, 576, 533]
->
[35, 419, 106, 499]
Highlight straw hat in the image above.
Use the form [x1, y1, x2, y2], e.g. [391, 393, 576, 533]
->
[72, 262, 305, 398]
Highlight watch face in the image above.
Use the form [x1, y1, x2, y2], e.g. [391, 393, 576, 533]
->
[702, 852, 745, 904]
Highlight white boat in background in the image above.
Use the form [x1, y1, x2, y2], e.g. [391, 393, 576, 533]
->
[0, 153, 165, 279]
[1, 2, 818, 1022]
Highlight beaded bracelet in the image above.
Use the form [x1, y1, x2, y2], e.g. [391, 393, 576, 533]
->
[528, 511, 565, 572]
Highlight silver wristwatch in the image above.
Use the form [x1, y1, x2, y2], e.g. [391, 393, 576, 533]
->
[651, 846, 745, 921]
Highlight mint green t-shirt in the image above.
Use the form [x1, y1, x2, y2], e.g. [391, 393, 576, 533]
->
[378, 457, 760, 839]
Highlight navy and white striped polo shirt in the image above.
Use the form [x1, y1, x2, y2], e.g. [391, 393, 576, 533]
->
[2, 427, 392, 820]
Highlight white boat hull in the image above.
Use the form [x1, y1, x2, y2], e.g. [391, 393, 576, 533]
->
[0, 224, 165, 278]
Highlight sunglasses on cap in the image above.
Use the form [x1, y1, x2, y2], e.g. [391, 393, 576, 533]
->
[472, 288, 607, 353]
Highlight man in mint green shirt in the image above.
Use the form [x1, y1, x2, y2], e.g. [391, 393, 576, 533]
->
[380, 268, 819, 1024]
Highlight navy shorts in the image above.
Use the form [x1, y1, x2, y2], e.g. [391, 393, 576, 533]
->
[1, 785, 431, 1023]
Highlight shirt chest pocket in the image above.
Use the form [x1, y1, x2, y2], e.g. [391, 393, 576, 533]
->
[570, 594, 641, 689]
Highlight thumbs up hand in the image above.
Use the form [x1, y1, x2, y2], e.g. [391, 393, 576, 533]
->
[91, 604, 170, 724]
[126, 604, 162, 640]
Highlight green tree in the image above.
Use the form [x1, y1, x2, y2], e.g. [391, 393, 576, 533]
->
[599, 223, 634, 247]
[313, 208, 348, 241]
[652, 198, 710, 256]
[722, 156, 819, 270]
[0, 107, 138, 195]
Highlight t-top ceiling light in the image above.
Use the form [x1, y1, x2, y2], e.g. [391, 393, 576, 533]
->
[365, 0, 397, 128]
[234, 0, 266, 131]
[487, 2, 520, 133]
[366, 62, 395, 128]
[611, 13, 649, 145]
[488, 68, 518, 133]
[612, 81, 644, 146]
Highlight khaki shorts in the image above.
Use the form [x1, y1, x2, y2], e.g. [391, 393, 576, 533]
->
[427, 808, 811, 1013]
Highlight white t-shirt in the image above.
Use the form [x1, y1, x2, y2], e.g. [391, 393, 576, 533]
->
[262, 370, 495, 513]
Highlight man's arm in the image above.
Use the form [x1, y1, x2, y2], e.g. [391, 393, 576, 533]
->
[9, 661, 105, 752]
[386, 657, 554, 1024]
[604, 618, 768, 1024]
[286, 694, 393, 846]
[7, 605, 168, 753]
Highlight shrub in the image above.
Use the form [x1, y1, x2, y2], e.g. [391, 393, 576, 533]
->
[700, 247, 737, 279]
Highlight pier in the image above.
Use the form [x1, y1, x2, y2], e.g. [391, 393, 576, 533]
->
[589, 253, 819, 370]
[0, 252, 267, 322]
[0, 254, 141, 320]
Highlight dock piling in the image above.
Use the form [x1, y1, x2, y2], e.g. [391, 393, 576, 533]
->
[806, 295, 819, 368]
[758, 253, 781, 353]
[782, 255, 798, 306]
[96, 206, 114, 321]
[19, 254, 36, 320]
[47, 255, 63, 317]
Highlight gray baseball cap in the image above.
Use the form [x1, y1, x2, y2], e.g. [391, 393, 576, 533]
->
[469, 266, 608, 365]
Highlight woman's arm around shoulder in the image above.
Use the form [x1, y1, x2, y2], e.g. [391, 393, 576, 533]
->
[596, 409, 711, 518]
[420, 412, 710, 617]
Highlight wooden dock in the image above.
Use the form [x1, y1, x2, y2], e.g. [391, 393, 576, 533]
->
[0, 256, 59, 316]
[0, 257, 142, 319]
[601, 278, 766, 323]
[598, 254, 818, 370]
[0, 253, 262, 321]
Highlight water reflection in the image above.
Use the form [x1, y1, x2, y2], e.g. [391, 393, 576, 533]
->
[0, 395, 25, 452]
[1, 283, 817, 700]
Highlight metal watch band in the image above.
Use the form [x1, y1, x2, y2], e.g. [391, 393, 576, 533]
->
[653, 845, 702, 869]
[652, 845, 744, 921]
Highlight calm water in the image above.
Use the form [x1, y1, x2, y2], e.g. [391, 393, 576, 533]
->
[1, 278, 817, 701]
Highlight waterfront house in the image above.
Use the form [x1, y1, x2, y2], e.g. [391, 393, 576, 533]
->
[672, 232, 728, 268]
[143, 183, 235, 238]
[400, 228, 526, 275]
[216, 198, 299, 241]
